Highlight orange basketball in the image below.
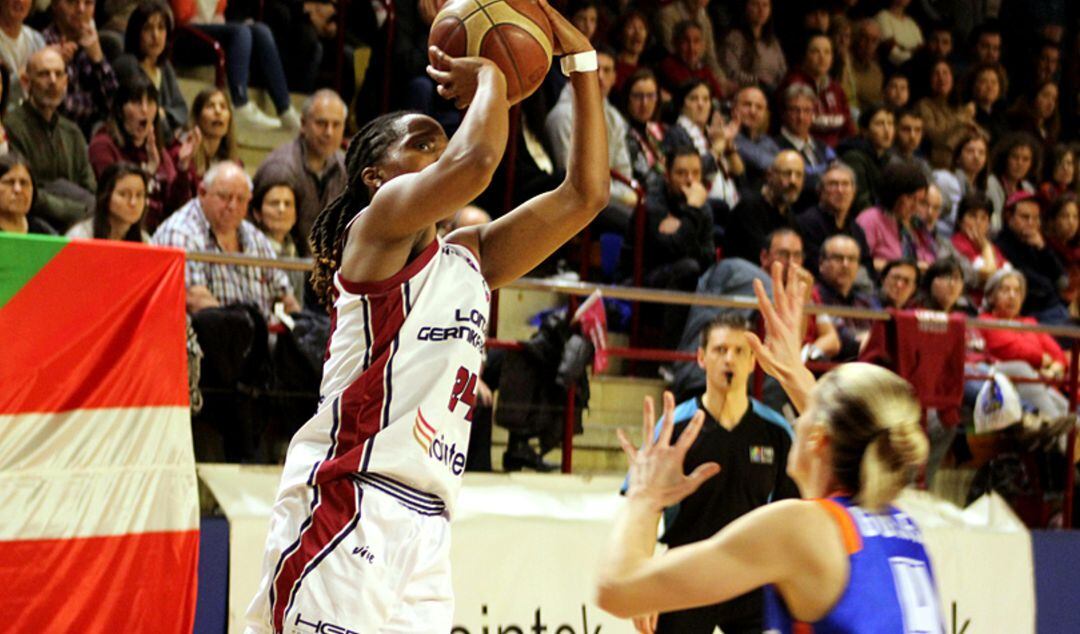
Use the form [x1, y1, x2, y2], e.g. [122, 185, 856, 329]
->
[429, 0, 554, 105]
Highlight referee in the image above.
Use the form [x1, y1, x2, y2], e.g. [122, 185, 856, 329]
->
[625, 313, 800, 634]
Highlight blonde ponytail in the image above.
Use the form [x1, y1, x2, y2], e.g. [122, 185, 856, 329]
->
[815, 363, 928, 511]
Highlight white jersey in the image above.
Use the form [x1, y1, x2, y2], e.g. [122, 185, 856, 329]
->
[282, 236, 490, 518]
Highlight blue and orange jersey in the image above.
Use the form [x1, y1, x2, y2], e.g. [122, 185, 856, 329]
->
[763, 495, 944, 634]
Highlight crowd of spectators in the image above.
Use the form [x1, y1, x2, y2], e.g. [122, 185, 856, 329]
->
[1, 0, 1079, 481]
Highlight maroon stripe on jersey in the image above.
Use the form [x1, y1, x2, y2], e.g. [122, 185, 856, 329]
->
[318, 287, 405, 482]
[336, 238, 438, 295]
[270, 477, 360, 632]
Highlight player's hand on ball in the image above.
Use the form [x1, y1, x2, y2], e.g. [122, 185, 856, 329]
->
[536, 0, 592, 55]
[618, 392, 720, 513]
[426, 45, 506, 109]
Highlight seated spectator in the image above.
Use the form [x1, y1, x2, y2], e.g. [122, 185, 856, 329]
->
[546, 48, 636, 231]
[994, 192, 1070, 326]
[612, 9, 650, 94]
[731, 85, 779, 188]
[986, 132, 1040, 228]
[66, 162, 150, 241]
[839, 104, 896, 212]
[915, 183, 974, 279]
[796, 161, 872, 273]
[914, 60, 978, 169]
[657, 0, 727, 91]
[724, 149, 804, 262]
[720, 0, 786, 93]
[254, 89, 346, 256]
[111, 0, 186, 141]
[6, 47, 96, 233]
[933, 131, 989, 231]
[813, 234, 880, 360]
[171, 0, 300, 131]
[968, 63, 1009, 144]
[665, 78, 744, 209]
[1039, 144, 1078, 206]
[636, 147, 714, 293]
[882, 68, 911, 110]
[633, 147, 715, 347]
[905, 20, 954, 101]
[774, 83, 836, 194]
[0, 0, 44, 103]
[152, 160, 298, 318]
[250, 169, 305, 306]
[778, 31, 855, 148]
[856, 161, 934, 272]
[1008, 81, 1060, 148]
[88, 73, 196, 230]
[0, 151, 52, 234]
[658, 20, 727, 100]
[950, 192, 1009, 303]
[878, 257, 919, 308]
[874, 0, 923, 67]
[891, 108, 931, 179]
[42, 0, 119, 137]
[621, 69, 667, 195]
[1043, 194, 1080, 313]
[979, 269, 1069, 399]
[179, 87, 238, 181]
[917, 256, 974, 314]
[1031, 38, 1062, 90]
[850, 18, 884, 111]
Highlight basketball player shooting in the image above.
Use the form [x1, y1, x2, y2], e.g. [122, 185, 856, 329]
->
[243, 2, 608, 633]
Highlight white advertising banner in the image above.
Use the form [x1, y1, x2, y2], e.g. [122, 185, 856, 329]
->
[198, 467, 1035, 634]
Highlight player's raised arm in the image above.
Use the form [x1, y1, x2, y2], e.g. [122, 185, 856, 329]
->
[449, 0, 610, 289]
[352, 50, 510, 244]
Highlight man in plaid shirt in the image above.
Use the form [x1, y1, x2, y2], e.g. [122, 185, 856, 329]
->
[41, 0, 118, 138]
[152, 161, 300, 320]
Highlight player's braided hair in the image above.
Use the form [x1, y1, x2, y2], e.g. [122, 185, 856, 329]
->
[309, 111, 413, 310]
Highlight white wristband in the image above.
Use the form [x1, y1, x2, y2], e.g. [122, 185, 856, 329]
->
[560, 50, 598, 77]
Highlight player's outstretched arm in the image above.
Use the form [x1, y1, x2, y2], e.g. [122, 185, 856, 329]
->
[595, 392, 817, 618]
[448, 0, 610, 289]
[355, 50, 510, 244]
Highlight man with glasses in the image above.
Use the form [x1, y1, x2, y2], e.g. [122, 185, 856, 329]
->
[879, 258, 920, 308]
[153, 161, 299, 462]
[152, 161, 298, 319]
[814, 234, 879, 360]
[796, 162, 872, 274]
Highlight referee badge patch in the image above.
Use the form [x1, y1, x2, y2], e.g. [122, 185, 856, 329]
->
[750, 446, 775, 464]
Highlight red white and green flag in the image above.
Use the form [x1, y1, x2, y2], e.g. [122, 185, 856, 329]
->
[0, 234, 199, 631]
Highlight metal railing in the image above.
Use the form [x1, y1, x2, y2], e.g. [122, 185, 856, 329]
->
[185, 249, 1080, 527]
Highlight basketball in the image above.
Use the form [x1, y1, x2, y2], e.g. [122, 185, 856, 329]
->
[429, 0, 554, 105]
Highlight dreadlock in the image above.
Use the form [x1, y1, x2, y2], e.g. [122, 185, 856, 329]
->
[309, 111, 415, 310]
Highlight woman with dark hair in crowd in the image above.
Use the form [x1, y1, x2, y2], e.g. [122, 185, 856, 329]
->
[112, 0, 187, 141]
[967, 62, 1009, 144]
[720, 0, 786, 93]
[878, 257, 920, 308]
[88, 74, 197, 231]
[612, 9, 651, 94]
[778, 31, 854, 148]
[951, 192, 1009, 302]
[251, 169, 306, 305]
[914, 60, 978, 170]
[1043, 194, 1080, 315]
[66, 163, 151, 242]
[918, 256, 974, 313]
[933, 132, 990, 228]
[178, 87, 239, 180]
[1008, 81, 1061, 148]
[665, 79, 744, 208]
[0, 153, 49, 234]
[1038, 144, 1077, 206]
[621, 68, 667, 194]
[986, 132, 1041, 227]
